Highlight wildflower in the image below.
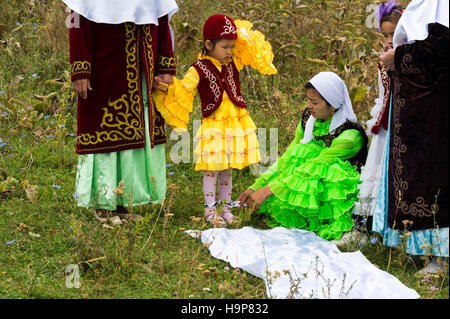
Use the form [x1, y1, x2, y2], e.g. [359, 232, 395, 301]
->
[190, 216, 201, 222]
[51, 121, 56, 125]
[17, 223, 29, 231]
[6, 239, 16, 245]
[113, 180, 125, 195]
[421, 276, 431, 283]
[28, 232, 41, 238]
[32, 28, 36, 31]
[70, 133, 76, 137]
[370, 237, 378, 244]
[1, 111, 7, 117]
[72, 192, 80, 198]
[166, 164, 171, 167]
[52, 184, 62, 189]
[402, 220, 410, 226]
[16, 22, 21, 25]
[0, 91, 5, 95]
[48, 135, 54, 138]
[429, 286, 438, 291]
[44, 115, 50, 119]
[0, 142, 6, 148]
[224, 266, 230, 271]
[168, 172, 174, 175]
[32, 74, 38, 78]
[235, 268, 241, 273]
[59, 124, 65, 128]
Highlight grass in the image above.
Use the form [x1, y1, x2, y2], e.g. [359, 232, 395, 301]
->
[0, 0, 448, 299]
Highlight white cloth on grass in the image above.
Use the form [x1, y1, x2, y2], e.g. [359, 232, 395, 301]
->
[186, 226, 420, 299]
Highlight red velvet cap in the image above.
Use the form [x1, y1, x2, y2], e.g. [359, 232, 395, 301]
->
[203, 14, 237, 40]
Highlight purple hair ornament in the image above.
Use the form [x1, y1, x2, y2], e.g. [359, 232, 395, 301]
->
[374, 0, 399, 31]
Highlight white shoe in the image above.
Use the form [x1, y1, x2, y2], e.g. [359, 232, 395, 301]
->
[419, 258, 446, 274]
[331, 231, 369, 247]
[109, 215, 123, 226]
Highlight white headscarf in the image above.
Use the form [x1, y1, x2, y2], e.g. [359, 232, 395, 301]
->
[300, 72, 357, 144]
[61, 0, 179, 25]
[393, 0, 449, 48]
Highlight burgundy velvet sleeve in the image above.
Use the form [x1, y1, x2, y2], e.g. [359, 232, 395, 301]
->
[69, 12, 93, 82]
[394, 23, 449, 76]
[155, 14, 176, 75]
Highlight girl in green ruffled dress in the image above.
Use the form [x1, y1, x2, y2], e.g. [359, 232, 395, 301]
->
[238, 72, 368, 240]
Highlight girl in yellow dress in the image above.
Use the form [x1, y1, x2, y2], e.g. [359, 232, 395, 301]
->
[153, 14, 276, 227]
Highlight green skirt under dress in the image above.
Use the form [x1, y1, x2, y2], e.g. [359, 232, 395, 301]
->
[75, 76, 166, 210]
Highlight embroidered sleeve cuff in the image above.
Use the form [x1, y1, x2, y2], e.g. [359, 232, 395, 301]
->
[156, 56, 176, 75]
[70, 61, 91, 81]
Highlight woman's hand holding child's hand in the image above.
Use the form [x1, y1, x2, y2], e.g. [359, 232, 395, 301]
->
[153, 74, 173, 92]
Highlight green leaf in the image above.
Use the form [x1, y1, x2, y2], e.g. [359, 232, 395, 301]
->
[350, 86, 368, 103]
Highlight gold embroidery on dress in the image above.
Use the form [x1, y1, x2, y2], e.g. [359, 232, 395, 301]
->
[400, 53, 421, 74]
[157, 56, 176, 71]
[78, 23, 144, 147]
[70, 61, 91, 75]
[391, 75, 437, 220]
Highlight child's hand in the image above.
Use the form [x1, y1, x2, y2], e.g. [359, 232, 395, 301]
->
[73, 79, 92, 99]
[155, 74, 174, 85]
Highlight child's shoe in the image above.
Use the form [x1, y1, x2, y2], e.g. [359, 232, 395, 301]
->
[221, 203, 238, 225]
[204, 204, 227, 228]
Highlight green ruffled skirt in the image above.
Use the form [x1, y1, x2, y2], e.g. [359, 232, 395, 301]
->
[75, 75, 166, 210]
[256, 140, 360, 240]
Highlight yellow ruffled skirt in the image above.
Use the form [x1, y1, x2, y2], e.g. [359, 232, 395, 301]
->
[194, 93, 260, 171]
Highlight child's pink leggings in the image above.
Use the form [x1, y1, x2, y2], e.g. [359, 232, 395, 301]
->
[203, 169, 232, 207]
